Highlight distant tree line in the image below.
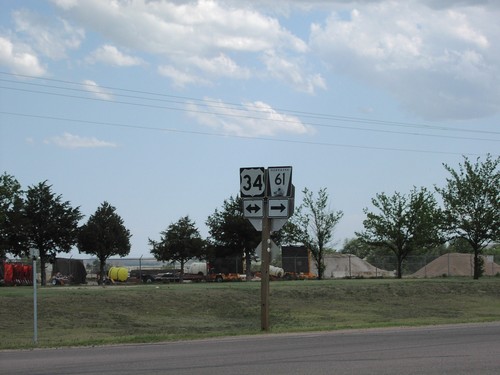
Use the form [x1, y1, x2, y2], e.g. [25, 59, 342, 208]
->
[1, 154, 498, 282]
[0, 177, 131, 285]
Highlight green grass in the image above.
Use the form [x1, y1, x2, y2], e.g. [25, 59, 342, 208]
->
[1, 278, 500, 349]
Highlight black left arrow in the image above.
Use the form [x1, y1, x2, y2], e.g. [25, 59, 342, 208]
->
[246, 204, 261, 213]
[270, 203, 286, 212]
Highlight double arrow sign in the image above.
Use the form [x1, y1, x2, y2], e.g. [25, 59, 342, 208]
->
[245, 203, 261, 214]
[243, 199, 289, 218]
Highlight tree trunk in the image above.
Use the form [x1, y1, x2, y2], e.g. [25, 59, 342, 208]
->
[396, 255, 403, 279]
[473, 250, 480, 280]
[180, 259, 185, 283]
[99, 260, 105, 285]
[40, 257, 47, 286]
[316, 251, 324, 280]
[245, 248, 252, 282]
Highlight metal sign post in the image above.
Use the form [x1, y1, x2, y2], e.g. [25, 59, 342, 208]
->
[33, 258, 38, 344]
[30, 248, 39, 345]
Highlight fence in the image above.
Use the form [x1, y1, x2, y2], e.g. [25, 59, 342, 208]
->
[2, 253, 500, 284]
[347, 253, 500, 278]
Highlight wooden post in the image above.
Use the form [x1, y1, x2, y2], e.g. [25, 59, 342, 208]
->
[261, 198, 271, 331]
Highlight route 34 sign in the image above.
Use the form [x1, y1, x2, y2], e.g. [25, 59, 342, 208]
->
[240, 167, 266, 198]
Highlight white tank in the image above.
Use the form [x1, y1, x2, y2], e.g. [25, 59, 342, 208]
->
[185, 262, 208, 276]
[269, 265, 285, 278]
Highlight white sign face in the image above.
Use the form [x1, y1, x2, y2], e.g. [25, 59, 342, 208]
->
[243, 199, 264, 218]
[268, 199, 289, 218]
[240, 167, 266, 197]
[271, 218, 288, 232]
[268, 166, 292, 197]
[248, 218, 262, 231]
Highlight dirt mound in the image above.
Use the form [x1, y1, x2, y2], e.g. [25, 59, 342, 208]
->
[320, 254, 394, 278]
[411, 253, 500, 278]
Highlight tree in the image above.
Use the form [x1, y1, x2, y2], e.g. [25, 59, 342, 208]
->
[436, 154, 500, 279]
[206, 196, 261, 280]
[283, 187, 343, 280]
[0, 173, 28, 258]
[24, 181, 82, 285]
[78, 202, 131, 285]
[446, 237, 474, 253]
[149, 216, 204, 281]
[340, 237, 374, 259]
[356, 187, 442, 279]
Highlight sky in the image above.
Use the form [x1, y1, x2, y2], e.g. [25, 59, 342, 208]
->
[1, 0, 499, 258]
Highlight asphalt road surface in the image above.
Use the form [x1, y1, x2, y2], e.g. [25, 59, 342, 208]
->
[2, 322, 500, 374]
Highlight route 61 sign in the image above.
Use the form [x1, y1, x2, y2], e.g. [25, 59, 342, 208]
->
[267, 166, 292, 197]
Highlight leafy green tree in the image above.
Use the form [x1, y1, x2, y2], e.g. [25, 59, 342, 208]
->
[357, 187, 442, 279]
[206, 196, 260, 280]
[0, 173, 28, 258]
[446, 237, 473, 253]
[283, 187, 343, 280]
[24, 181, 82, 285]
[436, 154, 500, 279]
[340, 237, 375, 259]
[149, 216, 204, 281]
[78, 202, 131, 285]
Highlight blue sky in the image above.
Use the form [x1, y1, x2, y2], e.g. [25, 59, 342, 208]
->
[1, 0, 499, 257]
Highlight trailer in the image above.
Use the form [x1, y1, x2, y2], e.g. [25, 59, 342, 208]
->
[207, 257, 244, 282]
[182, 260, 242, 282]
[129, 268, 162, 283]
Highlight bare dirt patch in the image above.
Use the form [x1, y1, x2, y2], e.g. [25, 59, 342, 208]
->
[411, 253, 500, 278]
[321, 254, 394, 278]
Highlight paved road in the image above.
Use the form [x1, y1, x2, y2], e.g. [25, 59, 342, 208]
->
[2, 323, 500, 374]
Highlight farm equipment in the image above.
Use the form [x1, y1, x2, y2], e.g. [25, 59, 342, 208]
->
[207, 256, 244, 282]
[1, 261, 33, 286]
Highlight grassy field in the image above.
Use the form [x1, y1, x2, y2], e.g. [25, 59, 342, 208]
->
[1, 277, 500, 349]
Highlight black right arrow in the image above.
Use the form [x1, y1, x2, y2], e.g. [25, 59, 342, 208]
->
[246, 204, 261, 214]
[270, 203, 286, 212]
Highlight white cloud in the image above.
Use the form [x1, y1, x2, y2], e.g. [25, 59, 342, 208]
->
[82, 80, 113, 100]
[8, 0, 498, 119]
[0, 36, 46, 76]
[263, 50, 326, 94]
[187, 98, 315, 137]
[157, 65, 209, 88]
[309, 1, 500, 119]
[86, 45, 144, 67]
[187, 53, 251, 79]
[50, 0, 316, 92]
[13, 9, 84, 60]
[447, 10, 489, 49]
[45, 132, 117, 149]
[51, 0, 78, 10]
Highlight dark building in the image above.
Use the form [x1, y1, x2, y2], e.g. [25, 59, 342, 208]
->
[52, 258, 87, 284]
[282, 245, 310, 274]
